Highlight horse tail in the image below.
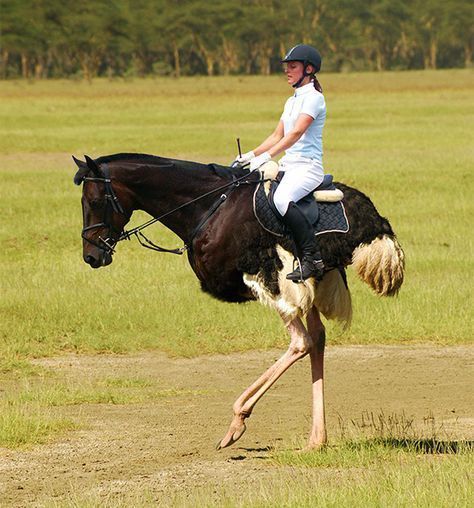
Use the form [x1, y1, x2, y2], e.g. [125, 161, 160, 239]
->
[315, 269, 352, 329]
[352, 234, 405, 297]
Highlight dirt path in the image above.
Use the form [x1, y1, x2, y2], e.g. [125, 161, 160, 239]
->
[0, 346, 473, 506]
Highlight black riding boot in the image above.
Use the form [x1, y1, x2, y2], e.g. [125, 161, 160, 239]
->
[281, 202, 325, 282]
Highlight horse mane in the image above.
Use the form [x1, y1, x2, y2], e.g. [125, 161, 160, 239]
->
[96, 153, 175, 166]
[95, 153, 248, 180]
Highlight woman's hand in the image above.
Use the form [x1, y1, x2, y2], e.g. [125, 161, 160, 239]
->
[232, 150, 255, 166]
[249, 152, 271, 171]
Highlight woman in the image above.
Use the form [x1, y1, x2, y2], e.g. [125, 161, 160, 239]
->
[235, 44, 326, 282]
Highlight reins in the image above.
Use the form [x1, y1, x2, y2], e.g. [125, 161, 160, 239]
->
[120, 168, 265, 255]
[83, 162, 268, 257]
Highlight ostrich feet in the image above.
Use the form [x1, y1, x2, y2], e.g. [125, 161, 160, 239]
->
[216, 414, 248, 450]
[303, 433, 328, 451]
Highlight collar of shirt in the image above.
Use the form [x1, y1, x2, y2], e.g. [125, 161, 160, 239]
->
[293, 82, 315, 97]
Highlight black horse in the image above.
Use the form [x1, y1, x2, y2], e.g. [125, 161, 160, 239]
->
[73, 153, 404, 450]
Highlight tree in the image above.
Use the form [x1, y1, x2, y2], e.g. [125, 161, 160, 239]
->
[357, 0, 408, 71]
[411, 0, 448, 69]
[0, 0, 472, 78]
[0, 0, 46, 78]
[443, 0, 474, 67]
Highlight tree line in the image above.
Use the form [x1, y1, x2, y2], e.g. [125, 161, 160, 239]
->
[1, 0, 472, 80]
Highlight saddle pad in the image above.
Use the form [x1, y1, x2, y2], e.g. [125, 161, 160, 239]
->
[253, 181, 350, 238]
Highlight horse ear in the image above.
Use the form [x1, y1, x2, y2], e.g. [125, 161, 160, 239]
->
[72, 155, 86, 169]
[72, 155, 88, 185]
[84, 155, 102, 177]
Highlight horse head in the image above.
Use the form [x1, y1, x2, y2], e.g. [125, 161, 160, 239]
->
[73, 155, 131, 269]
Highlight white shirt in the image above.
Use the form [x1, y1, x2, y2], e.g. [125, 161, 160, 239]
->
[280, 82, 326, 162]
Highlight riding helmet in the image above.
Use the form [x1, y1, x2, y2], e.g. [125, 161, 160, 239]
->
[281, 44, 322, 73]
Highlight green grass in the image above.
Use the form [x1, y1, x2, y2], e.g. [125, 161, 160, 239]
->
[0, 401, 76, 449]
[262, 412, 474, 508]
[1, 70, 473, 373]
[0, 374, 204, 448]
[242, 457, 473, 508]
[275, 410, 473, 469]
[13, 379, 201, 407]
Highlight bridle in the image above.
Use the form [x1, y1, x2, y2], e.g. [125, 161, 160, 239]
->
[81, 163, 125, 257]
[81, 161, 266, 257]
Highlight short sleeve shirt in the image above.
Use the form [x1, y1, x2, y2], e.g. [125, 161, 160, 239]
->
[280, 82, 326, 162]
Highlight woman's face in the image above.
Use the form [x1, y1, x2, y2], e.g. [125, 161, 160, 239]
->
[283, 61, 313, 86]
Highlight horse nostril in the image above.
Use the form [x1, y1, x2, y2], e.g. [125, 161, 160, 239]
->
[85, 255, 96, 265]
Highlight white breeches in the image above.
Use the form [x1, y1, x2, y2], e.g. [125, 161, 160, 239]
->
[273, 156, 324, 216]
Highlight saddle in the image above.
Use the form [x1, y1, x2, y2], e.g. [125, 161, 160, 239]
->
[253, 161, 350, 237]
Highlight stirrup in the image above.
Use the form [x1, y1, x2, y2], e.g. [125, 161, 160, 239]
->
[286, 257, 325, 283]
[286, 257, 305, 283]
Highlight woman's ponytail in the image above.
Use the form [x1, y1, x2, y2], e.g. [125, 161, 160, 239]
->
[313, 75, 322, 93]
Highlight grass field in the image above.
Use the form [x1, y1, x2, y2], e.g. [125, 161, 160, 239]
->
[1, 70, 473, 370]
[0, 71, 473, 506]
[1, 347, 472, 507]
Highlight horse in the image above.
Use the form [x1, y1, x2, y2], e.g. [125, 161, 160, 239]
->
[73, 152, 405, 450]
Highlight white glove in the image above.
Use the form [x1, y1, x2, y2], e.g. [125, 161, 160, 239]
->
[232, 150, 255, 166]
[249, 151, 271, 171]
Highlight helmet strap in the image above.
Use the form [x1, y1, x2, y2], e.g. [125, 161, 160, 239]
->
[292, 61, 311, 88]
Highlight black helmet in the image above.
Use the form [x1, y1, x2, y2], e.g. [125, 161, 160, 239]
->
[281, 44, 322, 73]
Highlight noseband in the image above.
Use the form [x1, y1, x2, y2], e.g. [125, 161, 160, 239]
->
[81, 163, 125, 256]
